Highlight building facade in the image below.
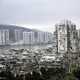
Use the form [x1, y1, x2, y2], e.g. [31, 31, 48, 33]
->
[55, 20, 78, 53]
[77, 29, 80, 51]
[0, 29, 9, 45]
[14, 30, 22, 42]
[23, 31, 53, 45]
[23, 31, 35, 44]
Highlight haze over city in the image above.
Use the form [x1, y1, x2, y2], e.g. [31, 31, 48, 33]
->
[0, 0, 80, 32]
[1, 0, 80, 80]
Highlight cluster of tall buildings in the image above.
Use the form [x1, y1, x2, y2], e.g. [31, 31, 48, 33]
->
[55, 20, 79, 53]
[14, 31, 53, 45]
[0, 20, 80, 50]
[0, 25, 53, 45]
[23, 31, 53, 45]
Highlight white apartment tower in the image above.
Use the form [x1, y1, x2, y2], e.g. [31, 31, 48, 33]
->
[0, 29, 9, 45]
[23, 31, 35, 44]
[29, 32, 35, 44]
[37, 32, 44, 43]
[23, 32, 30, 44]
[15, 30, 21, 42]
[23, 31, 53, 45]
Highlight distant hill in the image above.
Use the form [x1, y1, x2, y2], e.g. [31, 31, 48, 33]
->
[0, 24, 32, 32]
[0, 24, 35, 42]
[0, 24, 53, 46]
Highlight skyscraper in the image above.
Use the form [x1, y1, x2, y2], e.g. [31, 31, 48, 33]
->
[37, 32, 44, 43]
[15, 30, 22, 42]
[77, 29, 80, 51]
[23, 32, 30, 44]
[0, 29, 9, 45]
[23, 31, 35, 44]
[55, 20, 78, 53]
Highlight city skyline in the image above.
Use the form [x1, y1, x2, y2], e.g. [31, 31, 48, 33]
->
[2, 20, 80, 33]
[16, 20, 80, 32]
[0, 0, 80, 79]
[0, 24, 54, 45]
[0, 0, 80, 32]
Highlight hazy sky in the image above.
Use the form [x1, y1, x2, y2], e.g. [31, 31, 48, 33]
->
[0, 0, 80, 32]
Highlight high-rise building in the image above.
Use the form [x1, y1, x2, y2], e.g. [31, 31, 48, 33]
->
[23, 31, 53, 45]
[0, 29, 9, 45]
[15, 30, 22, 42]
[29, 32, 35, 44]
[23, 31, 35, 44]
[44, 32, 49, 43]
[55, 20, 78, 53]
[23, 32, 29, 44]
[44, 32, 53, 43]
[77, 29, 80, 50]
[37, 32, 44, 43]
